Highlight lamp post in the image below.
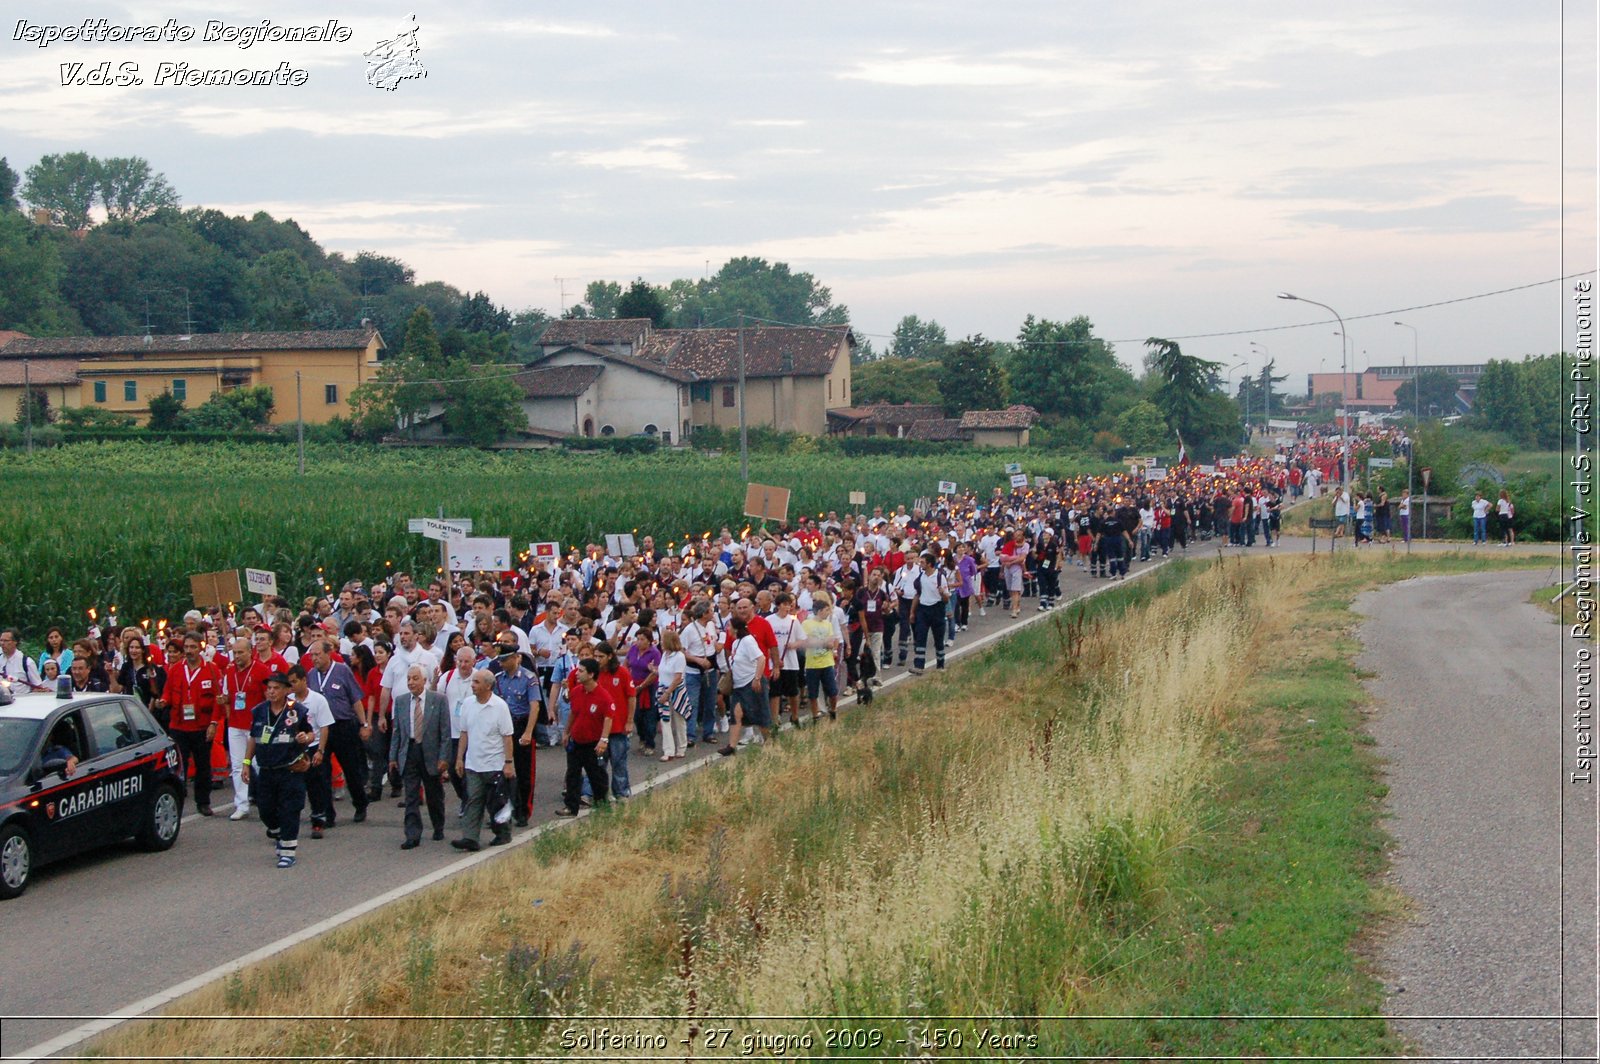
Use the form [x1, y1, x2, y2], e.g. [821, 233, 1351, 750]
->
[1279, 292, 1351, 502]
[1249, 341, 1270, 435]
[1224, 361, 1245, 444]
[1394, 320, 1420, 546]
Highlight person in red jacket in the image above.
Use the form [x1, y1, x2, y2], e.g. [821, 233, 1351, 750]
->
[216, 635, 259, 820]
[158, 632, 222, 816]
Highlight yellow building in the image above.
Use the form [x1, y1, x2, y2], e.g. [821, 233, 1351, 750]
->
[0, 327, 385, 425]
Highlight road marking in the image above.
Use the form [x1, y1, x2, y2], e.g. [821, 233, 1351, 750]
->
[9, 561, 1171, 1064]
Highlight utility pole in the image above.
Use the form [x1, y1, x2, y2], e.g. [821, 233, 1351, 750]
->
[737, 310, 749, 483]
[23, 359, 33, 453]
[295, 370, 305, 476]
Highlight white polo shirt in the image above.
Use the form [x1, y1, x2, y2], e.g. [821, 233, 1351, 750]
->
[457, 693, 514, 773]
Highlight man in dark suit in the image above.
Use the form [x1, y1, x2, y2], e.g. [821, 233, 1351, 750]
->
[389, 664, 452, 849]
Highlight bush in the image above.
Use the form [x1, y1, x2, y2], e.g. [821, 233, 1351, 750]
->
[146, 390, 186, 431]
[561, 435, 661, 455]
[690, 425, 727, 451]
[838, 436, 957, 456]
[58, 406, 137, 428]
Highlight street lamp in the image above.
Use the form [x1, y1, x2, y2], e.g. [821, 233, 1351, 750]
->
[1249, 341, 1269, 434]
[1394, 320, 1420, 545]
[1279, 292, 1351, 497]
[1224, 361, 1245, 443]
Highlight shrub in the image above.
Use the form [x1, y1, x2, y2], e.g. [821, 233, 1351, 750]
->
[562, 435, 661, 454]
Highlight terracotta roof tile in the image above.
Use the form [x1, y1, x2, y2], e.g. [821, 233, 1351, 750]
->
[531, 344, 697, 383]
[959, 404, 1040, 430]
[640, 325, 850, 380]
[0, 330, 33, 352]
[0, 328, 381, 358]
[0, 359, 79, 386]
[906, 418, 970, 441]
[511, 364, 603, 399]
[537, 319, 653, 348]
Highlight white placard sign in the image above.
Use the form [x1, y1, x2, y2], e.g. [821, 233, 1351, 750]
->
[848, 490, 867, 505]
[1198, 464, 1217, 475]
[529, 541, 561, 564]
[243, 568, 278, 596]
[446, 537, 512, 572]
[1033, 476, 1049, 488]
[1367, 457, 1395, 469]
[419, 517, 469, 542]
[1273, 453, 1288, 463]
[605, 533, 638, 557]
[407, 517, 474, 535]
[1145, 457, 1157, 469]
[1009, 473, 1029, 489]
[1004, 462, 1023, 475]
[1147, 467, 1168, 480]
[938, 480, 958, 495]
[1219, 458, 1239, 468]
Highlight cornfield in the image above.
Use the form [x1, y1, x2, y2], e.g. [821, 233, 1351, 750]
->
[0, 441, 1106, 638]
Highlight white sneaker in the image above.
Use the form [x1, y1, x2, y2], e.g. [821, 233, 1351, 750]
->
[738, 733, 754, 746]
[978, 607, 987, 617]
[229, 805, 251, 821]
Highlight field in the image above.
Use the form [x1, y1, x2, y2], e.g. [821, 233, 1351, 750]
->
[0, 441, 1110, 639]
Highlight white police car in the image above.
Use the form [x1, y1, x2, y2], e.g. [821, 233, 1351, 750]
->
[0, 684, 185, 898]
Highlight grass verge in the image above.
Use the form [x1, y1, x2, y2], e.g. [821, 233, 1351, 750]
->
[91, 551, 1549, 1060]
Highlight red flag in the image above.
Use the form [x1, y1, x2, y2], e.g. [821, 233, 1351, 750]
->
[1176, 434, 1189, 466]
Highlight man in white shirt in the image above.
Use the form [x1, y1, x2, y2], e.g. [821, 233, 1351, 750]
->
[890, 558, 921, 666]
[286, 664, 336, 838]
[452, 670, 514, 851]
[1470, 491, 1491, 545]
[0, 629, 44, 691]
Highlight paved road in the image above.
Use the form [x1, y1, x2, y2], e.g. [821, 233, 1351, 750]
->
[0, 532, 1565, 1060]
[1356, 569, 1595, 1062]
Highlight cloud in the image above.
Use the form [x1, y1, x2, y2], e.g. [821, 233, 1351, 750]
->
[1291, 195, 1553, 233]
[555, 138, 734, 181]
[485, 18, 617, 38]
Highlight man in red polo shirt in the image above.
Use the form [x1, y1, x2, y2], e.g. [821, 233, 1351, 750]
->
[555, 659, 614, 817]
[158, 631, 222, 816]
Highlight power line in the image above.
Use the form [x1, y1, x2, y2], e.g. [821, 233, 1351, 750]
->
[752, 271, 1596, 347]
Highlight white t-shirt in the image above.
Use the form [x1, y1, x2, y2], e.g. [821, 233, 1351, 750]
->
[436, 667, 476, 738]
[769, 613, 803, 670]
[291, 688, 335, 731]
[1471, 497, 1491, 519]
[458, 693, 514, 773]
[658, 650, 686, 689]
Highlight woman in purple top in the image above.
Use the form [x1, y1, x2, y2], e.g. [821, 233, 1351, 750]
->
[955, 542, 979, 633]
[625, 629, 663, 756]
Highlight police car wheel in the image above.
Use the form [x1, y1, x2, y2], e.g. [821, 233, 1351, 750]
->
[0, 823, 32, 899]
[137, 786, 182, 852]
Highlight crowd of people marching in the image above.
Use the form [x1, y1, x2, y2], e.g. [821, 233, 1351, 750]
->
[0, 430, 1395, 868]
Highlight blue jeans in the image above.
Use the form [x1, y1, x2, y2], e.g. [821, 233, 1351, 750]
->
[1473, 516, 1487, 543]
[1138, 528, 1152, 561]
[685, 669, 718, 742]
[581, 733, 630, 798]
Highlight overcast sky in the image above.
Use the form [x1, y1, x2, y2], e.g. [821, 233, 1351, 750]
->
[3, 1, 1595, 388]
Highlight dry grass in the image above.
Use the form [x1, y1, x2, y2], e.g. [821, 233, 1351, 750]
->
[97, 555, 1329, 1060]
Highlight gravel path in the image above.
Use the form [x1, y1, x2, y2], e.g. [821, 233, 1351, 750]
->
[1356, 569, 1595, 1062]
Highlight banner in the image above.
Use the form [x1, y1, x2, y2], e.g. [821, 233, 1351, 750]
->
[742, 482, 791, 524]
[190, 569, 242, 608]
[446, 537, 513, 572]
[243, 568, 278, 596]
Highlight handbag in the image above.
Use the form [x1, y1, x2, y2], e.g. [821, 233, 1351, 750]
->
[718, 670, 733, 696]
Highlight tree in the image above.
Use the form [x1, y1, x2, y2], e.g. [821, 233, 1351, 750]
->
[937, 335, 1006, 417]
[0, 211, 82, 333]
[457, 290, 511, 334]
[615, 278, 670, 326]
[1113, 400, 1169, 452]
[851, 336, 879, 364]
[23, 152, 101, 230]
[147, 389, 185, 430]
[852, 357, 941, 405]
[659, 257, 848, 328]
[0, 158, 18, 212]
[96, 157, 179, 221]
[889, 315, 948, 360]
[1473, 359, 1534, 442]
[352, 251, 414, 295]
[1394, 369, 1461, 418]
[1145, 337, 1224, 446]
[441, 360, 525, 446]
[244, 249, 314, 329]
[181, 385, 274, 431]
[1008, 315, 1134, 422]
[579, 280, 621, 319]
[14, 387, 53, 428]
